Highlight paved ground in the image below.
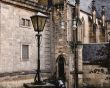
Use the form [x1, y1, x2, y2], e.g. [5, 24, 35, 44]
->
[0, 75, 34, 88]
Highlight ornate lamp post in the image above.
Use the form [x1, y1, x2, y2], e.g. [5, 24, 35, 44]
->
[31, 12, 48, 84]
[24, 11, 55, 88]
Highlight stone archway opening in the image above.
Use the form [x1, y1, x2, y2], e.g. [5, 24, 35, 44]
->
[57, 55, 66, 80]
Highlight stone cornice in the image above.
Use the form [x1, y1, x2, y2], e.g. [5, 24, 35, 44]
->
[1, 0, 47, 12]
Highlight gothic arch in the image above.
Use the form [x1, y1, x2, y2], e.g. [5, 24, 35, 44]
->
[56, 54, 66, 80]
[56, 54, 66, 64]
[88, 16, 97, 43]
[81, 17, 85, 42]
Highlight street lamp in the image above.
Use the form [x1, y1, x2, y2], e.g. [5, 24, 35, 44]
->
[31, 12, 48, 84]
[72, 17, 79, 88]
[73, 18, 77, 29]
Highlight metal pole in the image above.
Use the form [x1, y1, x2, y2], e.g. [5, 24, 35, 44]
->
[74, 43, 78, 88]
[74, 21, 78, 88]
[73, 17, 78, 88]
[74, 1, 80, 87]
[34, 32, 42, 84]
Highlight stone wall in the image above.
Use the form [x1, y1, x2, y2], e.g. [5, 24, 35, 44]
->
[0, 1, 52, 75]
[0, 2, 36, 73]
[83, 65, 110, 87]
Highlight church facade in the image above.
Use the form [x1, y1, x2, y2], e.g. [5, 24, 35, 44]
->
[0, 0, 110, 88]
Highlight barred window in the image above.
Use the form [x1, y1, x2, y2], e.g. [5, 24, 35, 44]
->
[22, 45, 29, 61]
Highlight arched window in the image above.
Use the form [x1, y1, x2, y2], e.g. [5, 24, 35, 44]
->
[77, 17, 83, 43]
[88, 16, 96, 43]
[81, 17, 85, 42]
[99, 24, 105, 42]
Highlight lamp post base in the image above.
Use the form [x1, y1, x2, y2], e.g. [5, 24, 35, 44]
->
[23, 82, 55, 88]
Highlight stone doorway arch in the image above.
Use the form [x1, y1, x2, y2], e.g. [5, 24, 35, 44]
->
[56, 54, 66, 80]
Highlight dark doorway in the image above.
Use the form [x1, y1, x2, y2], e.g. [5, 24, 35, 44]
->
[58, 55, 65, 80]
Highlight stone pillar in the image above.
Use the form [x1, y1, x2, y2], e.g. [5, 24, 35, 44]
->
[77, 45, 83, 87]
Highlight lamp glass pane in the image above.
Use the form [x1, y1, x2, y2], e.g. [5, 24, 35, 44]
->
[38, 16, 46, 32]
[31, 16, 38, 31]
[31, 12, 48, 32]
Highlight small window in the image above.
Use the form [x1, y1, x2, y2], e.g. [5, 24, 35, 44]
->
[22, 45, 29, 61]
[20, 18, 31, 27]
[25, 19, 31, 27]
[21, 18, 25, 26]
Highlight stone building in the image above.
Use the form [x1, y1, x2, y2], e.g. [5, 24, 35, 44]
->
[0, 0, 110, 88]
[50, 0, 110, 87]
[0, 0, 53, 76]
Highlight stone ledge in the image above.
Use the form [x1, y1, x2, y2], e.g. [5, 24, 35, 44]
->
[0, 70, 51, 77]
[23, 83, 56, 88]
[1, 0, 47, 12]
[70, 71, 83, 74]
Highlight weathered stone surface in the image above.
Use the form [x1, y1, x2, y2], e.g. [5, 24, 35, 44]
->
[1, 0, 46, 12]
[83, 65, 110, 87]
[23, 83, 55, 88]
[0, 0, 110, 88]
[0, 1, 52, 74]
